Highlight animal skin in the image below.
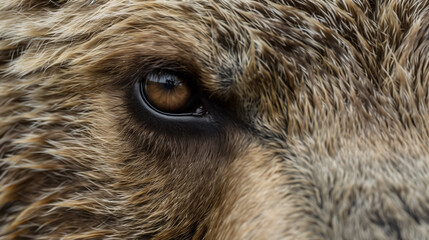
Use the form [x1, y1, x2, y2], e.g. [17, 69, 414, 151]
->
[1, 0, 429, 239]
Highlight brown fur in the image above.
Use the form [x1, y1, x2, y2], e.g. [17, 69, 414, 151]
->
[1, 0, 429, 239]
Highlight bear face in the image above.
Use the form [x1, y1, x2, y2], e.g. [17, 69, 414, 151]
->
[1, 1, 429, 239]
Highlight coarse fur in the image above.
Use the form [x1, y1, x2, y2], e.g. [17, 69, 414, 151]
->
[1, 0, 429, 239]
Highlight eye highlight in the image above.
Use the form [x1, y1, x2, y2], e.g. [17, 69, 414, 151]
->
[142, 71, 203, 115]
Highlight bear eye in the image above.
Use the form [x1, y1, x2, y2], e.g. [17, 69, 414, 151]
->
[141, 71, 204, 115]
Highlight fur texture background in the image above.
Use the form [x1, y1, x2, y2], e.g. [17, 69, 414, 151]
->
[1, 0, 429, 239]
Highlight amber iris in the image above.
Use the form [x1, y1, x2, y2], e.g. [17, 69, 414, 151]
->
[144, 72, 192, 113]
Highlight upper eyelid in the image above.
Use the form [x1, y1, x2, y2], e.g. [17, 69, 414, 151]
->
[128, 60, 201, 87]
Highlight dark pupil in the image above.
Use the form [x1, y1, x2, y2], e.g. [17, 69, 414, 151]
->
[164, 79, 176, 90]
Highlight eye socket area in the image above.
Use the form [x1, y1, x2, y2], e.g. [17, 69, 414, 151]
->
[141, 71, 206, 116]
[130, 69, 228, 135]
